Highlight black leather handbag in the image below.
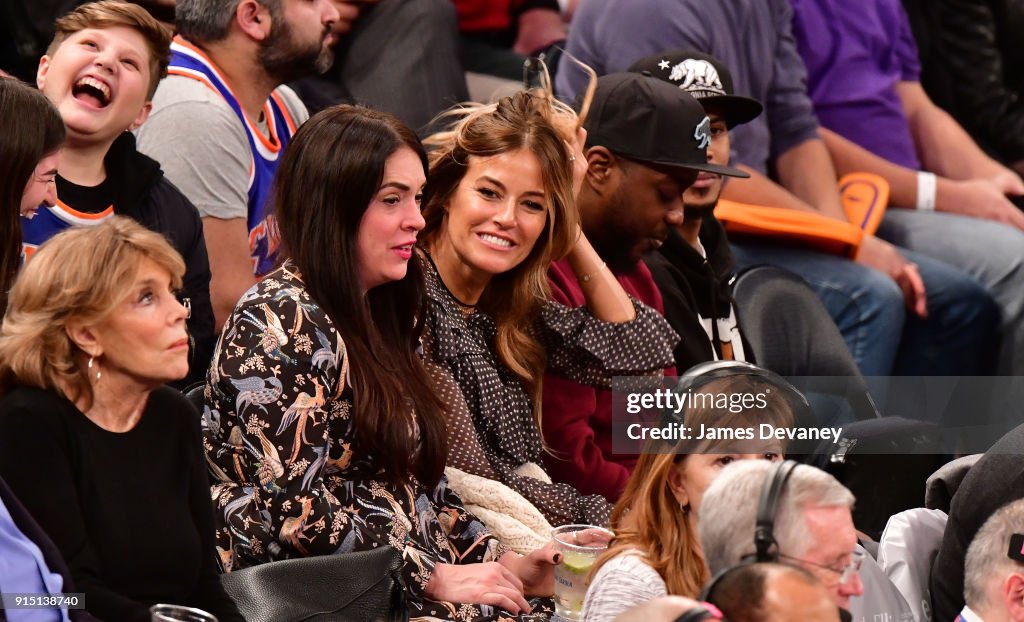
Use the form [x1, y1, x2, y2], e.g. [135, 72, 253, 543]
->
[220, 547, 408, 622]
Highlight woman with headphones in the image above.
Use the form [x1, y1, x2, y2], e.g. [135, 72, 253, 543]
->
[580, 362, 805, 622]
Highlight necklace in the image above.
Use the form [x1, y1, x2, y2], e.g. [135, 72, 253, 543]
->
[423, 249, 479, 309]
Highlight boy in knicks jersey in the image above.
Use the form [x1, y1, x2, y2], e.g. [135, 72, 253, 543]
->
[135, 0, 339, 327]
[25, 0, 215, 386]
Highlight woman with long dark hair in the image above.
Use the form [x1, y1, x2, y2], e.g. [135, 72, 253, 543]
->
[0, 78, 64, 310]
[205, 105, 562, 620]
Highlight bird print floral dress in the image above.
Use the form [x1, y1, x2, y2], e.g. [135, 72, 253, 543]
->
[203, 264, 551, 621]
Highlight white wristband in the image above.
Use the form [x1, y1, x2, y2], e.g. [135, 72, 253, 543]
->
[916, 171, 937, 211]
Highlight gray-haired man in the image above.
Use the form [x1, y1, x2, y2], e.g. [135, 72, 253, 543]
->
[960, 499, 1024, 622]
[699, 460, 864, 612]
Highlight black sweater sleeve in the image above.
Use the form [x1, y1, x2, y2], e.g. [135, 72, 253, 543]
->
[183, 414, 243, 621]
[0, 394, 151, 621]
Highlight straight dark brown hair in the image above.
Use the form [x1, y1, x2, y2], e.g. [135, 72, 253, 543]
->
[0, 78, 65, 314]
[272, 104, 447, 486]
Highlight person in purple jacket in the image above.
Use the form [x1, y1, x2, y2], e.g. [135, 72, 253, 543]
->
[556, 0, 999, 379]
[790, 0, 1024, 376]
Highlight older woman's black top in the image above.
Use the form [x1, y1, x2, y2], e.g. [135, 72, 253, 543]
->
[0, 385, 242, 622]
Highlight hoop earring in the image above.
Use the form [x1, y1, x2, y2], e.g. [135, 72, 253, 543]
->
[88, 356, 102, 383]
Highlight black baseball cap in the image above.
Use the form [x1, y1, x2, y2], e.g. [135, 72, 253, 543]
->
[629, 50, 763, 129]
[581, 72, 749, 179]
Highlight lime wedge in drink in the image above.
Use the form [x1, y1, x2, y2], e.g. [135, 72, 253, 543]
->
[562, 551, 595, 575]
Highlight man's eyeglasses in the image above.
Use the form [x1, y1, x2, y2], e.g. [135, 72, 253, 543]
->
[778, 549, 865, 584]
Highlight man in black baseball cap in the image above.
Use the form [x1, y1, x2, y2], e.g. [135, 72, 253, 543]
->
[541, 71, 747, 501]
[575, 71, 748, 269]
[629, 49, 761, 220]
[629, 49, 763, 370]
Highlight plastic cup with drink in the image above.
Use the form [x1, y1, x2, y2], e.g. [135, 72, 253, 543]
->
[551, 524, 614, 620]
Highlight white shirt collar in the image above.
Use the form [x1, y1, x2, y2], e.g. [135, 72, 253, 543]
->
[959, 605, 985, 622]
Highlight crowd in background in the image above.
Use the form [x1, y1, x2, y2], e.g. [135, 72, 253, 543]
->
[3, 0, 1024, 620]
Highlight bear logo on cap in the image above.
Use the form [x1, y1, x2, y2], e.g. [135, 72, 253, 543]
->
[670, 59, 724, 93]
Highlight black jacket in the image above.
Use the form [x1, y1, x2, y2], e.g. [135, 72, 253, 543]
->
[930, 423, 1024, 621]
[904, 0, 1024, 164]
[77, 133, 215, 387]
[644, 217, 753, 373]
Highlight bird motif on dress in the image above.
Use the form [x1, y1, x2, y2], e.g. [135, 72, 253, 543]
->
[240, 303, 295, 365]
[276, 377, 327, 464]
[278, 495, 316, 556]
[311, 328, 337, 374]
[271, 288, 319, 337]
[230, 375, 284, 414]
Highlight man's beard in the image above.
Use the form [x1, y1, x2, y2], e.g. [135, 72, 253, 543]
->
[259, 20, 334, 83]
[684, 198, 718, 221]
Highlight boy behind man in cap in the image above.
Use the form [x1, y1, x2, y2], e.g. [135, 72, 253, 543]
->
[24, 0, 215, 385]
[541, 72, 748, 501]
[630, 49, 762, 372]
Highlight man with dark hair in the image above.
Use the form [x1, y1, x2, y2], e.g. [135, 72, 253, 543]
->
[557, 0, 1000, 379]
[708, 562, 840, 622]
[541, 72, 748, 501]
[136, 0, 339, 327]
[289, 0, 470, 132]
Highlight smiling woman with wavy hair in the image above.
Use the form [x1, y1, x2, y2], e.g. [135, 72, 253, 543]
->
[415, 85, 678, 534]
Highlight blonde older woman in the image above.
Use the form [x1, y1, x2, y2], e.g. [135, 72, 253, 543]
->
[0, 217, 242, 622]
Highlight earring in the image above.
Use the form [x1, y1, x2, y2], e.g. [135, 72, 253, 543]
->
[88, 356, 102, 383]
[680, 502, 690, 514]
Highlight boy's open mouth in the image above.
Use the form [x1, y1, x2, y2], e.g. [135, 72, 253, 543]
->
[72, 76, 111, 108]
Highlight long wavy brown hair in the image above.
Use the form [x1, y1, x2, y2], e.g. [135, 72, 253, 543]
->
[420, 89, 584, 417]
[592, 375, 796, 596]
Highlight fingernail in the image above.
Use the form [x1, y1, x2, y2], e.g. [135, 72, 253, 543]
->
[553, 553, 562, 563]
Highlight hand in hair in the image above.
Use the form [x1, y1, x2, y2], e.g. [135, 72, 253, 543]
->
[425, 561, 532, 614]
[568, 127, 588, 197]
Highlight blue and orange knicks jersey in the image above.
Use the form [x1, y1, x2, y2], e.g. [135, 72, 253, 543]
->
[21, 202, 115, 262]
[167, 36, 298, 276]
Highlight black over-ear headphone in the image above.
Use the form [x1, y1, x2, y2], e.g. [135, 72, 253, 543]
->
[696, 459, 853, 622]
[698, 459, 799, 602]
[666, 361, 815, 429]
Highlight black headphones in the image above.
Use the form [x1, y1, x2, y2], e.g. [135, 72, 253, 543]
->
[665, 361, 814, 429]
[698, 459, 798, 602]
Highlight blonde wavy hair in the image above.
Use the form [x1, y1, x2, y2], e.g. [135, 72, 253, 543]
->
[0, 216, 184, 408]
[421, 85, 593, 416]
[592, 375, 796, 597]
